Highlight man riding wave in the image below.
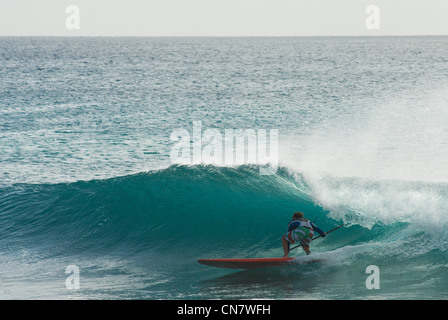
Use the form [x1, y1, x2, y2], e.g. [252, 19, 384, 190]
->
[282, 211, 326, 257]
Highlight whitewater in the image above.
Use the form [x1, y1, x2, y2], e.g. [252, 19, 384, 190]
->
[0, 36, 447, 299]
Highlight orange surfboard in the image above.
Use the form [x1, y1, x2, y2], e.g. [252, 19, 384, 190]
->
[197, 257, 323, 269]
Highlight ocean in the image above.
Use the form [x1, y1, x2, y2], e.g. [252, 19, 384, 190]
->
[0, 36, 447, 299]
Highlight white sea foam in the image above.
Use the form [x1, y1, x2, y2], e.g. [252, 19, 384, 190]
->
[281, 86, 448, 231]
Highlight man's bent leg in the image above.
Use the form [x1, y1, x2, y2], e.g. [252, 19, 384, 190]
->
[282, 235, 290, 257]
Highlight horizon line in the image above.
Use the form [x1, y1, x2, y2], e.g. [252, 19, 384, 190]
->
[1, 34, 448, 38]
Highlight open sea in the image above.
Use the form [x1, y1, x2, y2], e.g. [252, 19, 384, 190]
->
[0, 36, 447, 299]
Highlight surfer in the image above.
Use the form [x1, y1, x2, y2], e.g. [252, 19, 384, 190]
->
[282, 211, 326, 257]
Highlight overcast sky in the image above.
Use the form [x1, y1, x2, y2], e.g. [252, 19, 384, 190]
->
[1, 0, 448, 36]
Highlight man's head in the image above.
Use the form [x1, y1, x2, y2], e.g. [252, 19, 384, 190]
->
[292, 211, 304, 220]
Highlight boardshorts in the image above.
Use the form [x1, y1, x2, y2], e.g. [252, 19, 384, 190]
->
[285, 226, 314, 246]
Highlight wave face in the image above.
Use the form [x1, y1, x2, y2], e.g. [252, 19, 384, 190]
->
[0, 165, 320, 259]
[1, 164, 447, 299]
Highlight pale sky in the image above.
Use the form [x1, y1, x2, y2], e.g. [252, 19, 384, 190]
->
[0, 0, 448, 37]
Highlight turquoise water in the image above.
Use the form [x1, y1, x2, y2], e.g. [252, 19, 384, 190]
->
[0, 37, 447, 299]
